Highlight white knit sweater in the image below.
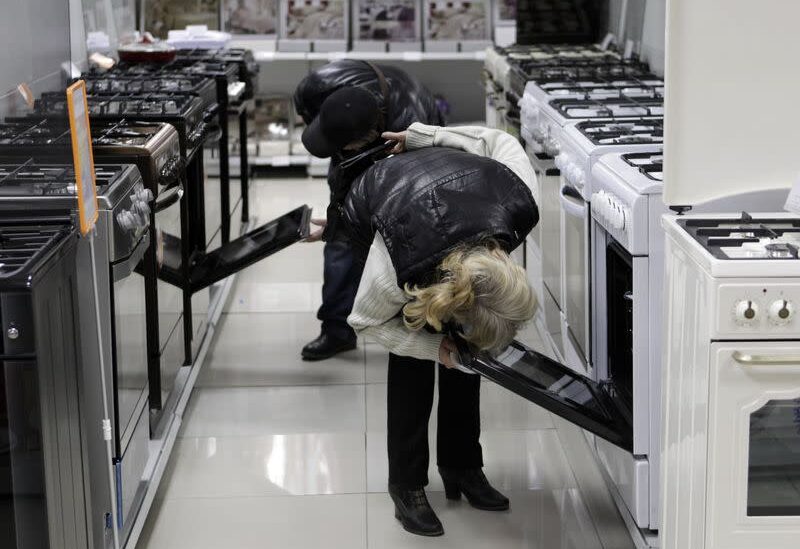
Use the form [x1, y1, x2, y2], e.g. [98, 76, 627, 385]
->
[346, 123, 538, 362]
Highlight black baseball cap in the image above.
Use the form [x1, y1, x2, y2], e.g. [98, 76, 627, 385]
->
[302, 87, 380, 158]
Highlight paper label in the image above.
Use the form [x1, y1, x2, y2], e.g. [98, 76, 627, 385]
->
[16, 83, 34, 109]
[783, 174, 800, 214]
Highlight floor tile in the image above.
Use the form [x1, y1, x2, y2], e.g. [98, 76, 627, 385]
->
[367, 430, 577, 493]
[198, 312, 366, 387]
[365, 341, 390, 384]
[366, 382, 553, 433]
[159, 432, 367, 498]
[366, 490, 602, 549]
[248, 177, 329, 222]
[138, 494, 367, 549]
[181, 384, 366, 437]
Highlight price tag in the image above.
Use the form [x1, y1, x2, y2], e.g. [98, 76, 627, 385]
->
[784, 174, 800, 214]
[16, 83, 34, 109]
[66, 80, 99, 235]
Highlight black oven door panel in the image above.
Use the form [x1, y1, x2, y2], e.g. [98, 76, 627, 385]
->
[460, 340, 633, 452]
[159, 205, 311, 292]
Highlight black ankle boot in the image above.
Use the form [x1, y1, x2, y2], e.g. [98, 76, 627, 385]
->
[388, 485, 444, 537]
[439, 467, 510, 511]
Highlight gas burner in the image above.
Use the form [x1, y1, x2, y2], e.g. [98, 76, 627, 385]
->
[510, 59, 653, 96]
[36, 92, 195, 118]
[679, 216, 800, 260]
[578, 119, 664, 145]
[85, 75, 209, 95]
[552, 97, 664, 119]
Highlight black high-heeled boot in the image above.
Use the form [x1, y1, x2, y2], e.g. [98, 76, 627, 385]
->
[388, 484, 444, 536]
[439, 467, 510, 511]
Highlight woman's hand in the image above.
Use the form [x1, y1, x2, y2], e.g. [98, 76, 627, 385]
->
[382, 131, 407, 154]
[438, 337, 459, 368]
[304, 218, 327, 242]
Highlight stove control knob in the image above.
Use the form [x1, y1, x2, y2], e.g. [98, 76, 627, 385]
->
[554, 153, 569, 170]
[137, 189, 155, 203]
[117, 211, 136, 231]
[134, 200, 151, 217]
[734, 300, 759, 323]
[768, 300, 794, 325]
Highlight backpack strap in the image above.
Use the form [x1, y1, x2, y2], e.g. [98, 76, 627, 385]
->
[363, 61, 389, 132]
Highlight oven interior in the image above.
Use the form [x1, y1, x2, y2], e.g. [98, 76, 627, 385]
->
[606, 240, 634, 411]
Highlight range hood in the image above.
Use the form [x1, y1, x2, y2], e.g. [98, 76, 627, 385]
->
[663, 0, 800, 207]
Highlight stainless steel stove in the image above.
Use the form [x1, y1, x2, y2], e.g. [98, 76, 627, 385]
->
[0, 160, 154, 543]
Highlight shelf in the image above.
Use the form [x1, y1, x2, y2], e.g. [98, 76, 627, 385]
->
[254, 50, 487, 63]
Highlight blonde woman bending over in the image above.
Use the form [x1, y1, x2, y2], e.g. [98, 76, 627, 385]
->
[343, 123, 539, 537]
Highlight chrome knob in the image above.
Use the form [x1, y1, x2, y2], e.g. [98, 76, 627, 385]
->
[7, 326, 19, 340]
[137, 188, 155, 203]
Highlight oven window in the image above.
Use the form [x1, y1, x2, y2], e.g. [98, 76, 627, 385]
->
[747, 397, 800, 516]
[606, 241, 633, 409]
[563, 203, 588, 357]
[113, 271, 148, 444]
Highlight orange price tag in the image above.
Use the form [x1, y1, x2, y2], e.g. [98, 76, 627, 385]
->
[66, 80, 99, 236]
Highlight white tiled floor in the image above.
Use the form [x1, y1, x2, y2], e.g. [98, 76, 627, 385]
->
[136, 176, 634, 549]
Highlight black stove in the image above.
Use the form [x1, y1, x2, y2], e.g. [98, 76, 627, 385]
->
[0, 161, 113, 196]
[82, 72, 218, 108]
[0, 118, 182, 191]
[622, 151, 664, 182]
[550, 96, 664, 120]
[33, 91, 216, 158]
[0, 220, 74, 279]
[510, 58, 652, 97]
[175, 48, 259, 100]
[577, 119, 664, 145]
[679, 215, 800, 260]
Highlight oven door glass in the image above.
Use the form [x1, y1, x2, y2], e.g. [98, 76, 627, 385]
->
[111, 244, 149, 453]
[461, 340, 633, 451]
[606, 241, 633, 411]
[560, 183, 590, 362]
[708, 343, 800, 547]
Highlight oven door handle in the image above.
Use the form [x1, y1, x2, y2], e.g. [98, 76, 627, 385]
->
[732, 351, 800, 366]
[154, 184, 184, 212]
[559, 186, 587, 218]
[112, 232, 150, 282]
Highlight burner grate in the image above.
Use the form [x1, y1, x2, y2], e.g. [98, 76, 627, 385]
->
[679, 216, 800, 260]
[0, 222, 72, 278]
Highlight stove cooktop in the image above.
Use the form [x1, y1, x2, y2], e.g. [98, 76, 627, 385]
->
[577, 119, 664, 145]
[622, 151, 664, 182]
[83, 74, 213, 96]
[679, 214, 800, 260]
[0, 118, 170, 149]
[0, 221, 73, 279]
[550, 96, 664, 119]
[510, 59, 654, 96]
[0, 160, 124, 196]
[35, 91, 202, 119]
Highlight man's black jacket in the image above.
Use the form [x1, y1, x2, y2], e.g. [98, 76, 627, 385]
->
[294, 60, 443, 240]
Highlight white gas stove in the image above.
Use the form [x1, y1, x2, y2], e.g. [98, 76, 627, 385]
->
[662, 213, 800, 549]
[520, 76, 664, 148]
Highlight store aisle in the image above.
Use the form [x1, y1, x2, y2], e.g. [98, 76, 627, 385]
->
[137, 176, 632, 549]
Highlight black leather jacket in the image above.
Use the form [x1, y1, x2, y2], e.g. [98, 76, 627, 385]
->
[294, 60, 443, 241]
[343, 147, 539, 287]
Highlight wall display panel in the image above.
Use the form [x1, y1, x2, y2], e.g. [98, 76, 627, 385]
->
[222, 0, 279, 36]
[282, 0, 347, 39]
[423, 0, 490, 41]
[494, 0, 516, 26]
[355, 0, 420, 41]
[516, 0, 608, 44]
[142, 0, 221, 38]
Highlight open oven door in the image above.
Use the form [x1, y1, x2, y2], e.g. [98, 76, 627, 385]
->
[159, 204, 311, 291]
[457, 338, 634, 452]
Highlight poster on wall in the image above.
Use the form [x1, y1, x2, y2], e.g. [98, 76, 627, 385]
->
[354, 0, 420, 42]
[282, 0, 346, 39]
[423, 0, 490, 43]
[143, 0, 221, 38]
[222, 0, 278, 36]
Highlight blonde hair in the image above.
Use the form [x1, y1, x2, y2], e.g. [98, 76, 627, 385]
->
[402, 241, 538, 353]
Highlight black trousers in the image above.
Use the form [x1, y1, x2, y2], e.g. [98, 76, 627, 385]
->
[317, 239, 363, 341]
[387, 353, 483, 488]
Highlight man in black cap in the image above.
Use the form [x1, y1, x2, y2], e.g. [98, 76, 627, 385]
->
[294, 59, 442, 360]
